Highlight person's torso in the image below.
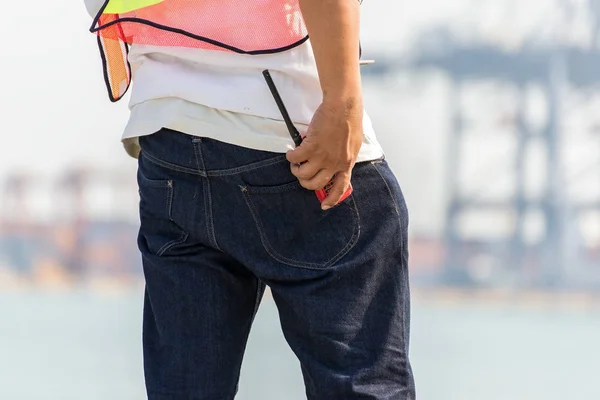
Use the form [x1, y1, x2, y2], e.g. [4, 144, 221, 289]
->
[127, 41, 322, 125]
[85, 0, 383, 161]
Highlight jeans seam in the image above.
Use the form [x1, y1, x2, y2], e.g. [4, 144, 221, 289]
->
[229, 280, 265, 399]
[156, 231, 188, 256]
[142, 150, 207, 177]
[166, 180, 174, 220]
[372, 161, 409, 258]
[372, 161, 413, 386]
[138, 158, 189, 256]
[194, 141, 222, 251]
[238, 180, 302, 195]
[206, 156, 288, 176]
[142, 147, 288, 177]
[372, 161, 400, 215]
[252, 281, 265, 320]
[400, 255, 412, 392]
[240, 188, 360, 270]
[205, 177, 220, 250]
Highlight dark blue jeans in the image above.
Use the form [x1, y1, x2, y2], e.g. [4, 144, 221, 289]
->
[137, 129, 415, 399]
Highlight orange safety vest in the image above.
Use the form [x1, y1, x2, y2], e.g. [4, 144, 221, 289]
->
[90, 0, 309, 102]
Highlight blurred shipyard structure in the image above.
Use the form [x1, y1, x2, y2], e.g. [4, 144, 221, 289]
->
[1, 0, 599, 290]
[363, 0, 600, 289]
[0, 168, 140, 286]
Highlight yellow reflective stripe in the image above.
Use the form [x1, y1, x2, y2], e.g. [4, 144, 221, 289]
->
[103, 0, 165, 14]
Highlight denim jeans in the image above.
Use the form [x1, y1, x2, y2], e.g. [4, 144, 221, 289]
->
[137, 128, 415, 399]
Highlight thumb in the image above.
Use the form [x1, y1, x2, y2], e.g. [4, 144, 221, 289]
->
[321, 172, 351, 210]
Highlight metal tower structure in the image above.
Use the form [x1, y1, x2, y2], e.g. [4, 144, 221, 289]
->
[419, 2, 600, 289]
[361, 0, 600, 289]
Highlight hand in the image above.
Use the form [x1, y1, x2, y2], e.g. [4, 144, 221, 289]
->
[286, 97, 364, 210]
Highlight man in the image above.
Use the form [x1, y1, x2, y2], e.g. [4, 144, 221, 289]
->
[84, 0, 415, 398]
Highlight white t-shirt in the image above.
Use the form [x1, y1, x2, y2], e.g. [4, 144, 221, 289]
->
[83, 0, 384, 161]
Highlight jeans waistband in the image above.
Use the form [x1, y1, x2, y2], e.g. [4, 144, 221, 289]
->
[139, 128, 288, 177]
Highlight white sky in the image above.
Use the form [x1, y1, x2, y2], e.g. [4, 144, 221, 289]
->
[0, 0, 593, 178]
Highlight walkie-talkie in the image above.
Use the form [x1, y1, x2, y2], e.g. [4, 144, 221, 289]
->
[262, 70, 353, 205]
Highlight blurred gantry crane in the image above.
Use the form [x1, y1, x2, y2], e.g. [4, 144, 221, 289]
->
[363, 0, 600, 289]
[432, 47, 600, 289]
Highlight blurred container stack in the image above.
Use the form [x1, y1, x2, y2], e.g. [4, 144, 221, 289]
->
[0, 166, 141, 289]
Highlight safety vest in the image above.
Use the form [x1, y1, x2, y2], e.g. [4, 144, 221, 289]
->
[90, 0, 309, 102]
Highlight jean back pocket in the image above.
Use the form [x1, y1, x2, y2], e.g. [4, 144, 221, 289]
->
[240, 181, 360, 269]
[138, 168, 189, 257]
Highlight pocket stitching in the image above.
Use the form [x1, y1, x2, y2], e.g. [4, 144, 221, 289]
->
[138, 169, 189, 255]
[156, 231, 189, 256]
[138, 170, 171, 188]
[239, 180, 302, 195]
[142, 149, 204, 177]
[241, 189, 360, 270]
[166, 180, 174, 221]
[138, 171, 176, 220]
[207, 156, 289, 177]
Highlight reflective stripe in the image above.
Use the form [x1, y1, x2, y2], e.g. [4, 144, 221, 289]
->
[104, 0, 165, 14]
[98, 35, 130, 102]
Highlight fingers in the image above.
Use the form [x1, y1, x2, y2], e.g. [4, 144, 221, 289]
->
[321, 171, 351, 210]
[290, 161, 323, 181]
[286, 144, 312, 165]
[298, 169, 334, 191]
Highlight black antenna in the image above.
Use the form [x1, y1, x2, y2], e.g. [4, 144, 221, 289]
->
[262, 70, 303, 147]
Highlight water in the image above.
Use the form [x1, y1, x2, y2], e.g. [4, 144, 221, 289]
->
[1, 289, 599, 400]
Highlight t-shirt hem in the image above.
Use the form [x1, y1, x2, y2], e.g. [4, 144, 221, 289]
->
[122, 111, 384, 162]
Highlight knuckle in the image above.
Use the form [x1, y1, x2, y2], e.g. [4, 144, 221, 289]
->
[300, 180, 317, 190]
[320, 175, 333, 186]
[297, 168, 313, 180]
[294, 168, 306, 178]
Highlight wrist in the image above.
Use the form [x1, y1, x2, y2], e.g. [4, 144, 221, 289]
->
[321, 71, 362, 96]
[322, 91, 364, 115]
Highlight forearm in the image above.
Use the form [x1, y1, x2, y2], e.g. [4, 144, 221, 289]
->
[298, 0, 362, 105]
